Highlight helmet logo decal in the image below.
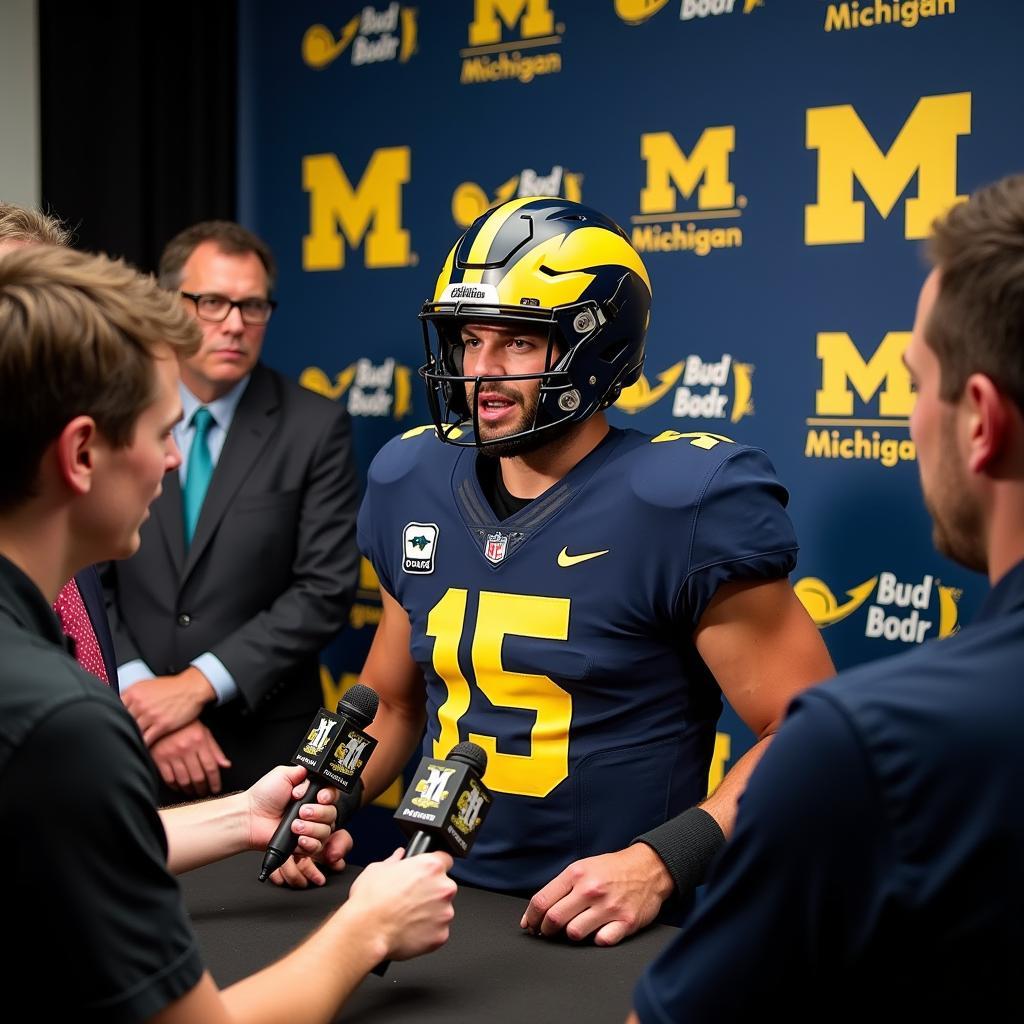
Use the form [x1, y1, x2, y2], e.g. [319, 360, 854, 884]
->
[440, 282, 501, 305]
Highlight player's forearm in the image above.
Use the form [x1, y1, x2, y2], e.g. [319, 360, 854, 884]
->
[633, 736, 776, 898]
[699, 733, 776, 837]
[360, 698, 425, 803]
[162, 791, 250, 874]
[219, 901, 385, 1023]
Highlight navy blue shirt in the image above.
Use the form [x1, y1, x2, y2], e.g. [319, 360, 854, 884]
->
[635, 559, 1024, 1022]
[359, 426, 797, 892]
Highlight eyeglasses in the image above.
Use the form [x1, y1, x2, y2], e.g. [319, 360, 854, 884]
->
[181, 292, 277, 326]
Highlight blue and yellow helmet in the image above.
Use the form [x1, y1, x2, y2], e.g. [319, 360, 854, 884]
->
[419, 197, 652, 448]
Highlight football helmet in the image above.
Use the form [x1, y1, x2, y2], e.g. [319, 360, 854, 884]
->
[419, 196, 652, 448]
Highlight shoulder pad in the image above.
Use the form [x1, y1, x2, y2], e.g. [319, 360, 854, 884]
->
[367, 425, 458, 486]
[628, 430, 768, 509]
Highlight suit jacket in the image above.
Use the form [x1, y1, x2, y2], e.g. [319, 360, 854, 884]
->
[75, 566, 118, 688]
[104, 363, 359, 785]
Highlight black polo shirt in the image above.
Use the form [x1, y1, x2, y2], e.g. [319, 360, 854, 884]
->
[635, 559, 1024, 1022]
[0, 555, 202, 1020]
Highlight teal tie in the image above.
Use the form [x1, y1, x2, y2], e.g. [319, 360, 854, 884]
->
[183, 406, 214, 547]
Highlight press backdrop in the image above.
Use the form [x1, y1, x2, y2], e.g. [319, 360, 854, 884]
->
[237, 0, 1019, 855]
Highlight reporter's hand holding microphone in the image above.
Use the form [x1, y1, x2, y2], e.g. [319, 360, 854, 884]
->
[254, 686, 493, 967]
[312, 733, 493, 967]
[260, 684, 381, 887]
[371, 739, 493, 973]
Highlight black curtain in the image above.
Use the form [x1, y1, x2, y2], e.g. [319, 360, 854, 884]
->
[39, 2, 237, 275]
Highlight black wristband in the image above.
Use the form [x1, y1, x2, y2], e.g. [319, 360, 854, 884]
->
[632, 806, 726, 897]
[333, 777, 364, 831]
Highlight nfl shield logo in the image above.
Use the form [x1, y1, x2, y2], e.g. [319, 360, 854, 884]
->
[484, 531, 509, 564]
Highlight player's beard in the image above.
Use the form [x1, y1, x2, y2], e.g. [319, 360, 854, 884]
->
[470, 381, 574, 458]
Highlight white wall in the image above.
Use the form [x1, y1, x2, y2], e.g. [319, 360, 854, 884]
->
[0, 0, 39, 206]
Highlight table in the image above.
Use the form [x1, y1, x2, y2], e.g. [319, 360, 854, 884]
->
[183, 853, 678, 1022]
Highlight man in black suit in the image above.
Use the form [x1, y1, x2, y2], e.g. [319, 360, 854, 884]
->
[105, 221, 359, 799]
[0, 201, 118, 685]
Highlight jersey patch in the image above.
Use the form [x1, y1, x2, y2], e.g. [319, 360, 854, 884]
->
[403, 522, 439, 574]
[484, 530, 510, 564]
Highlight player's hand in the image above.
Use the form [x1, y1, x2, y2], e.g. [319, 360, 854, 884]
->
[246, 765, 339, 857]
[521, 844, 674, 946]
[121, 667, 215, 745]
[150, 720, 232, 796]
[347, 849, 456, 960]
[270, 826, 354, 888]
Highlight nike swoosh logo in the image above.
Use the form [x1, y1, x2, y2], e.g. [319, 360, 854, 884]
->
[557, 547, 609, 568]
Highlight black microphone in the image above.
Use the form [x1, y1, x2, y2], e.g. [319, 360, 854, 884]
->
[371, 741, 492, 976]
[394, 740, 492, 857]
[258, 684, 379, 882]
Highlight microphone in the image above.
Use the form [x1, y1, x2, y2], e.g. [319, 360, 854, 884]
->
[258, 683, 379, 882]
[371, 741, 492, 976]
[394, 740, 492, 857]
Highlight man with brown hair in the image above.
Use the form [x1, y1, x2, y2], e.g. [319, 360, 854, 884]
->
[104, 220, 360, 803]
[0, 244, 457, 1020]
[0, 199, 71, 246]
[0, 200, 117, 684]
[630, 175, 1024, 1021]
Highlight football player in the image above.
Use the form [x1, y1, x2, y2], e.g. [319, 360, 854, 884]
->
[306, 197, 834, 945]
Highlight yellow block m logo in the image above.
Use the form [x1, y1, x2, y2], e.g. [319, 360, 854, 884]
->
[816, 332, 914, 417]
[469, 0, 554, 45]
[640, 129, 735, 213]
[303, 147, 411, 270]
[805, 92, 970, 245]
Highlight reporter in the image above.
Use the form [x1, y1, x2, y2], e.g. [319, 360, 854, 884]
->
[629, 174, 1024, 1023]
[0, 245, 456, 1021]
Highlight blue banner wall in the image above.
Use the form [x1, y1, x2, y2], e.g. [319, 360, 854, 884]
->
[238, 0, 1020, 856]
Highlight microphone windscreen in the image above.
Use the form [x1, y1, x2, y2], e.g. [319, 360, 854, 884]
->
[447, 740, 487, 776]
[337, 683, 379, 727]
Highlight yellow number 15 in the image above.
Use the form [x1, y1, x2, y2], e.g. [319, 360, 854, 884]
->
[427, 589, 572, 798]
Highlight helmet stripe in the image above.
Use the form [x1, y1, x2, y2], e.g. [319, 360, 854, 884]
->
[461, 196, 539, 283]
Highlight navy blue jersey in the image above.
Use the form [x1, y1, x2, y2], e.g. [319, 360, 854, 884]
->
[358, 426, 797, 892]
[634, 560, 1024, 1022]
